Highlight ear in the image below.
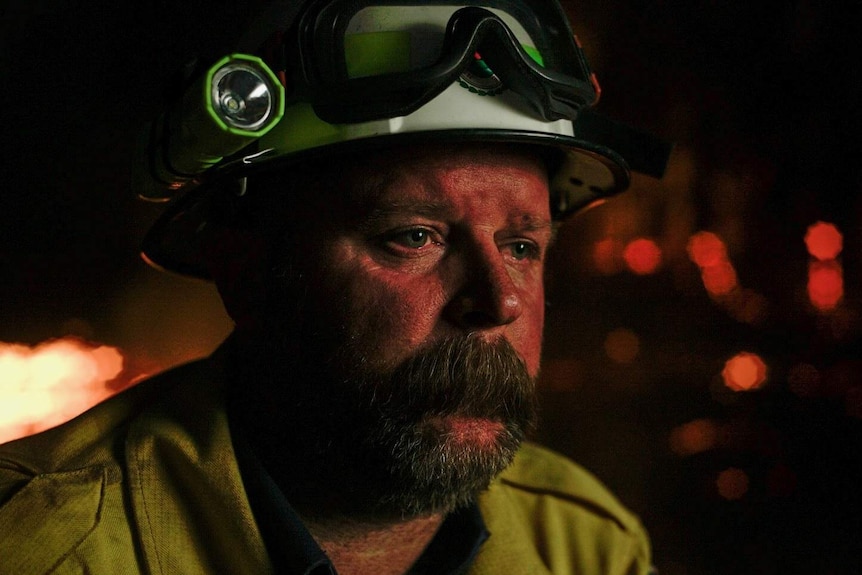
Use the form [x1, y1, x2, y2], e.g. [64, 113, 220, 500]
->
[202, 227, 270, 333]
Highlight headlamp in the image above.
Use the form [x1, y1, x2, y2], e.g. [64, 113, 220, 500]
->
[134, 54, 285, 201]
[212, 62, 277, 131]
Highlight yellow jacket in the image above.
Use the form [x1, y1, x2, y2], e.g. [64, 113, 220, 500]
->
[0, 356, 653, 575]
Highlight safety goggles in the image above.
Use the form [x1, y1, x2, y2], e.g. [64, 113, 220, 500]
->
[268, 0, 600, 124]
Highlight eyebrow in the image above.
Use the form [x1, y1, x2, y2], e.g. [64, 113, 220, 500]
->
[511, 215, 553, 233]
[353, 201, 453, 233]
[353, 204, 553, 240]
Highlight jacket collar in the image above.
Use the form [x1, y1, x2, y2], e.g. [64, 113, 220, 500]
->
[125, 347, 273, 575]
[0, 465, 108, 574]
[471, 484, 553, 575]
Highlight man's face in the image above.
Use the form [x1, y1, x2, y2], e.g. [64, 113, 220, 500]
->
[238, 143, 552, 518]
[297, 143, 551, 377]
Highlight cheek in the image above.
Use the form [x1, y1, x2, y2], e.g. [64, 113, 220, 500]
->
[514, 287, 545, 378]
[334, 267, 448, 367]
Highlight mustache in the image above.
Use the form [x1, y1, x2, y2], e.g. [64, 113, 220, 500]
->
[229, 328, 538, 443]
[346, 335, 537, 427]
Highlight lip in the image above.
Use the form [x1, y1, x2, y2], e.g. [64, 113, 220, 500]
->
[426, 415, 505, 447]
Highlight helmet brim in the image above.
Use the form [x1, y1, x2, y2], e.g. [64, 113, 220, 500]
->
[140, 129, 629, 279]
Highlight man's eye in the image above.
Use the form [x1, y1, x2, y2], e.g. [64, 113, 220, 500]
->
[506, 240, 540, 261]
[390, 228, 435, 249]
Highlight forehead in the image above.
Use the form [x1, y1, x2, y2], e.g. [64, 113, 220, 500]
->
[247, 143, 552, 235]
[341, 143, 551, 218]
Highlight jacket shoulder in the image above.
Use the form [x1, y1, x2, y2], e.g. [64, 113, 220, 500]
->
[499, 441, 644, 534]
[0, 358, 212, 487]
[474, 442, 653, 575]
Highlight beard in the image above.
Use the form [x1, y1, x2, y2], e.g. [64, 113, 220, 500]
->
[230, 332, 538, 521]
[226, 237, 538, 521]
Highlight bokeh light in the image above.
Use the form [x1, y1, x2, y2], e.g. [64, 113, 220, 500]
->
[701, 260, 739, 297]
[687, 232, 740, 297]
[669, 418, 720, 456]
[687, 231, 728, 268]
[622, 237, 662, 275]
[593, 237, 625, 275]
[804, 221, 843, 261]
[724, 288, 767, 325]
[604, 328, 640, 364]
[722, 352, 768, 391]
[716, 467, 750, 500]
[808, 260, 844, 312]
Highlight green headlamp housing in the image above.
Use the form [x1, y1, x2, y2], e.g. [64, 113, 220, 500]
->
[134, 53, 285, 202]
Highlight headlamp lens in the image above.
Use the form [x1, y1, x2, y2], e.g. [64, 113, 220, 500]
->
[212, 64, 274, 131]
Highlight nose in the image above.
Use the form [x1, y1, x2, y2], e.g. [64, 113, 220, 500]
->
[444, 243, 524, 331]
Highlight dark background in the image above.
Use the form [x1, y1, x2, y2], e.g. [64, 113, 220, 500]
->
[2, 1, 861, 573]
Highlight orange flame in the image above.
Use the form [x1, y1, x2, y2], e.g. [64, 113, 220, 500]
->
[0, 338, 126, 444]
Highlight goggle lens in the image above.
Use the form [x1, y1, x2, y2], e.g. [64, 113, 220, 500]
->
[343, 4, 544, 79]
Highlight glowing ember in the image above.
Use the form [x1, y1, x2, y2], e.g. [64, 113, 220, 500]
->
[808, 260, 844, 311]
[804, 221, 843, 261]
[0, 338, 125, 444]
[622, 238, 662, 275]
[722, 352, 768, 391]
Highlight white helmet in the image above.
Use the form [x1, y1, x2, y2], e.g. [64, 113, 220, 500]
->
[136, 0, 670, 278]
